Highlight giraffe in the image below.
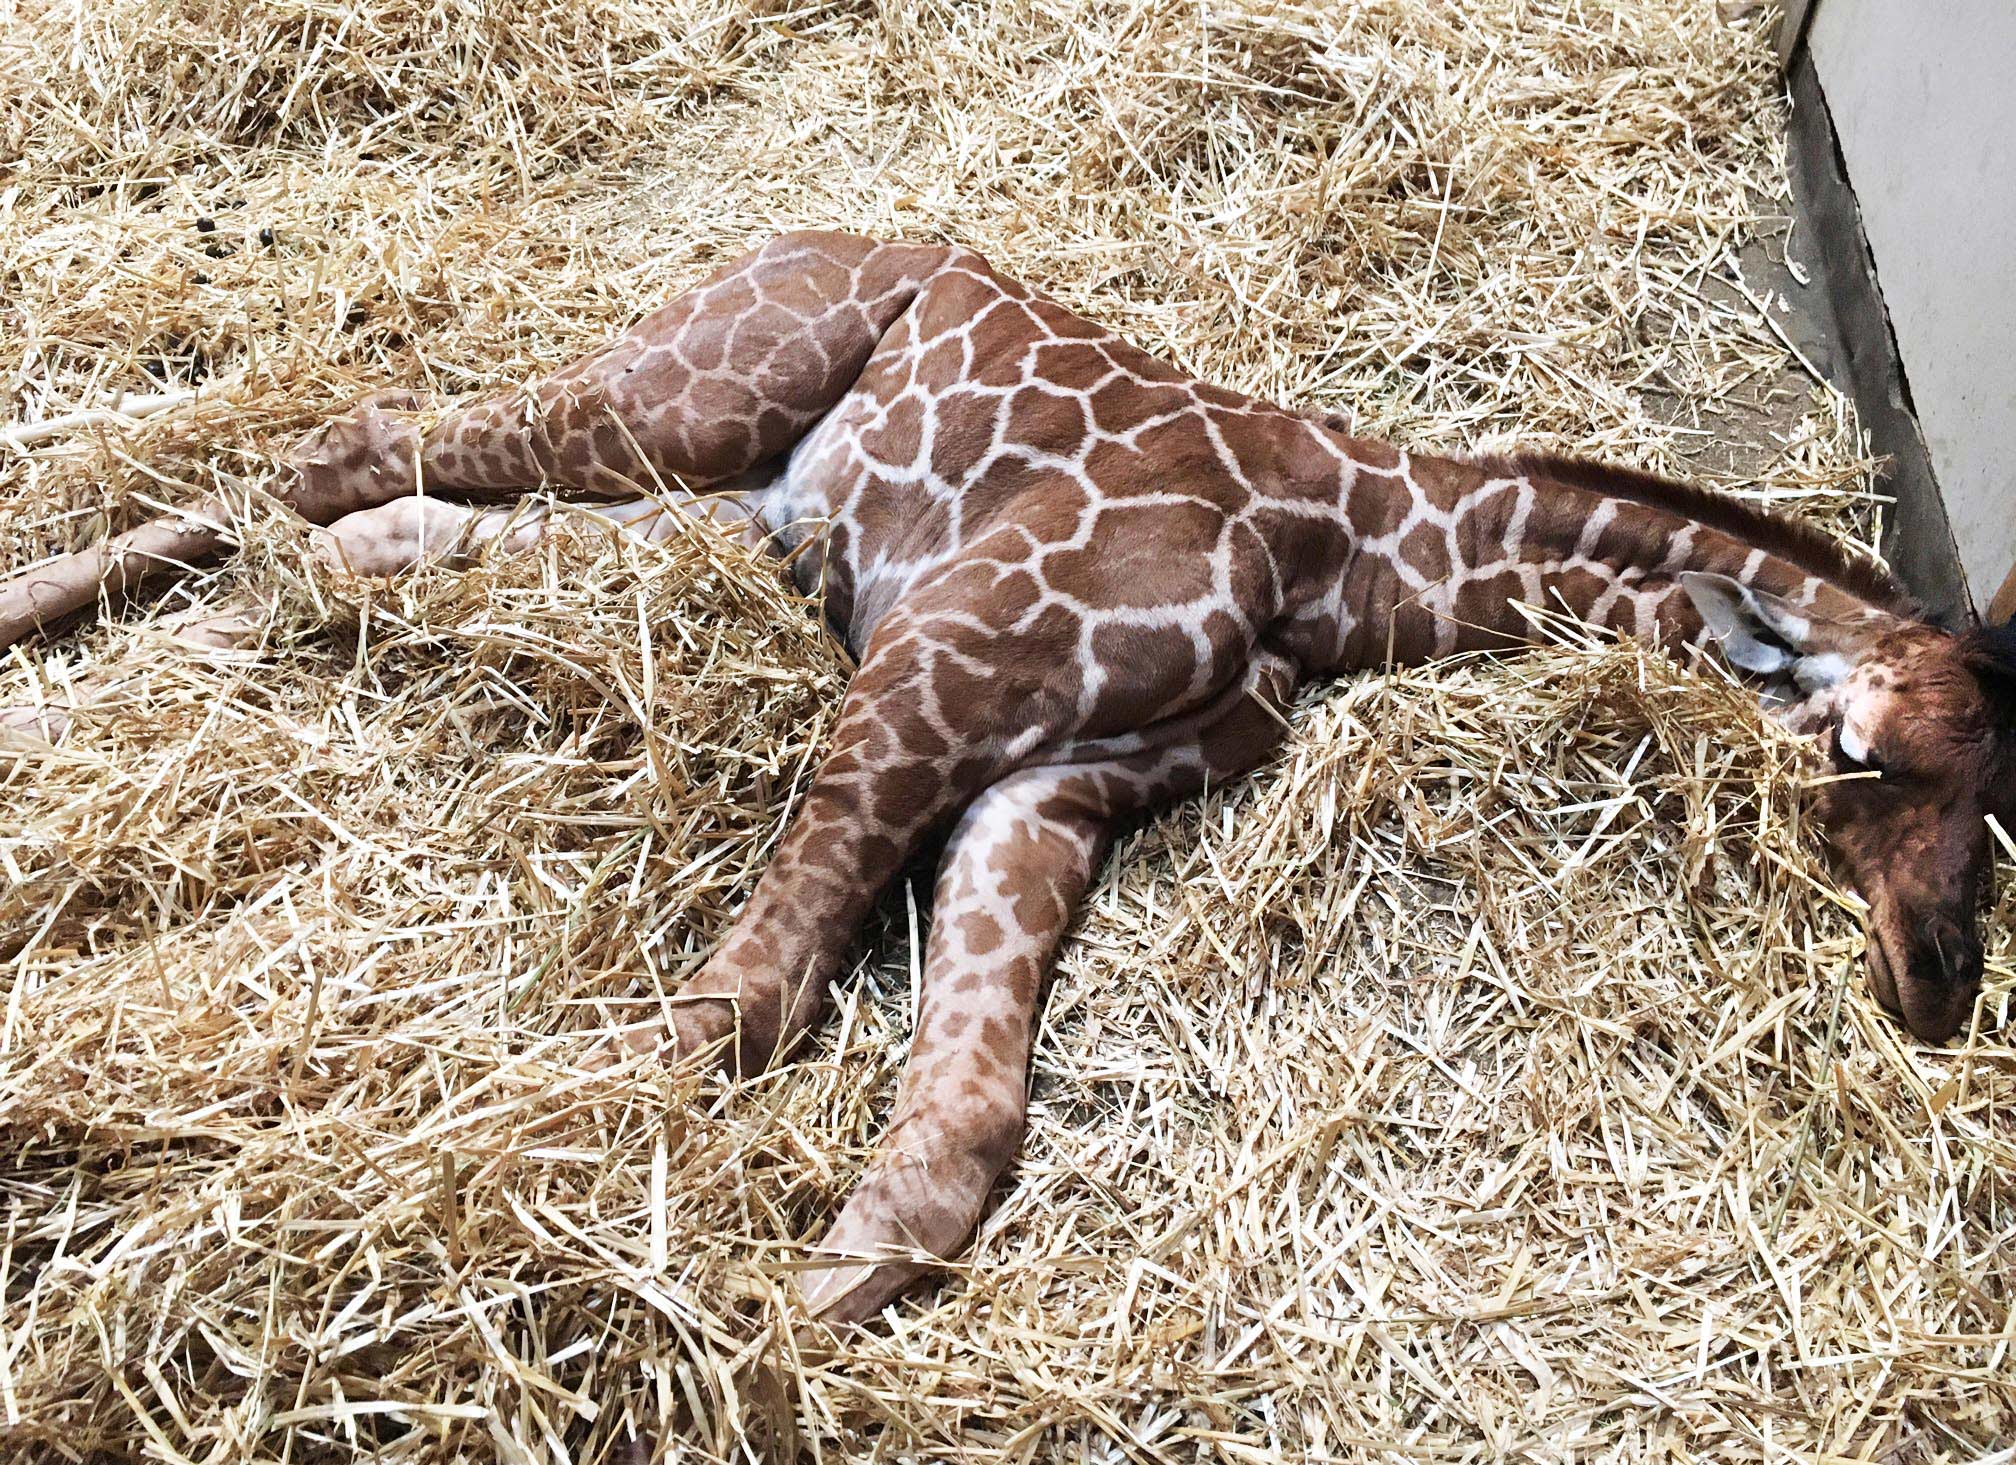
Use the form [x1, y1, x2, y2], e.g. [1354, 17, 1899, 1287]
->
[3, 231, 2011, 1324]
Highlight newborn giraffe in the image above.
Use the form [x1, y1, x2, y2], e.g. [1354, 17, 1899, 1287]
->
[3, 231, 2011, 1323]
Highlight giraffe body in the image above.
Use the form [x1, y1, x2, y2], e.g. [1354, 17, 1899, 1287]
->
[4, 232, 2010, 1325]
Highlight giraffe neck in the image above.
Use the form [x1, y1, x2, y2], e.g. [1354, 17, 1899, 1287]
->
[1289, 444, 1900, 673]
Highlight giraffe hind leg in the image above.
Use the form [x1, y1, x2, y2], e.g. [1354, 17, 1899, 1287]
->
[798, 765, 1111, 1323]
[415, 230, 957, 503]
[0, 230, 948, 651]
[0, 606, 260, 745]
[301, 490, 763, 577]
[0, 492, 741, 745]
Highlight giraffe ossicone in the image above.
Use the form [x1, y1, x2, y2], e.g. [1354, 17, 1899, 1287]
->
[3, 231, 2011, 1325]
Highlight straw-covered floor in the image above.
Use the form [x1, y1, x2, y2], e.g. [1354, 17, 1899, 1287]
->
[3, 1, 2011, 1459]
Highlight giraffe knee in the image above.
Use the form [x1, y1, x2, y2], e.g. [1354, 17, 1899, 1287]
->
[960, 1095, 1027, 1181]
[613, 947, 825, 1076]
[310, 497, 476, 578]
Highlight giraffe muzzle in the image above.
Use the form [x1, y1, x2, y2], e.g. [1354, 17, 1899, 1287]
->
[1870, 911, 1980, 1043]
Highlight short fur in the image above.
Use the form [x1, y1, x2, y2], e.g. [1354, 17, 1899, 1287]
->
[1484, 452, 1919, 618]
[1960, 617, 2016, 726]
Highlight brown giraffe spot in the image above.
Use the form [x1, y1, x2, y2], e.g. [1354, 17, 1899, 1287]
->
[959, 912, 1003, 956]
[1044, 501, 1223, 607]
[1033, 793, 1090, 826]
[1346, 473, 1411, 539]
[913, 332, 965, 389]
[928, 392, 1002, 485]
[1200, 609, 1250, 681]
[1004, 387, 1090, 458]
[1551, 565, 1614, 620]
[1226, 521, 1278, 603]
[926, 657, 1009, 733]
[856, 834, 901, 872]
[1451, 566, 1525, 619]
[1088, 377, 1186, 435]
[1028, 340, 1114, 390]
[978, 1016, 1020, 1061]
[589, 422, 635, 471]
[751, 402, 798, 446]
[1085, 622, 1205, 711]
[1276, 519, 1353, 585]
[1342, 436, 1401, 471]
[886, 706, 950, 759]
[807, 767, 865, 819]
[948, 754, 1002, 792]
[558, 435, 596, 482]
[1399, 521, 1454, 582]
[1199, 700, 1272, 769]
[1003, 954, 1044, 1004]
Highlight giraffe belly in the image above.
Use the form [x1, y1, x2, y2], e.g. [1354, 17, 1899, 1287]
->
[741, 396, 967, 654]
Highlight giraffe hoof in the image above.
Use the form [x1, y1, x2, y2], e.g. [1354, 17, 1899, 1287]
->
[0, 704, 70, 744]
[574, 1021, 667, 1074]
[306, 496, 482, 580]
[619, 1020, 670, 1059]
[282, 396, 429, 524]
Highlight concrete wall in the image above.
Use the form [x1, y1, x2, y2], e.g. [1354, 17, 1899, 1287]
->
[1807, 0, 2016, 616]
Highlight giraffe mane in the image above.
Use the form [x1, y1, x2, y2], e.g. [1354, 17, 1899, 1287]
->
[1480, 452, 1920, 618]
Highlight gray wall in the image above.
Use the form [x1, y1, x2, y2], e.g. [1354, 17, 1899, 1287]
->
[1808, 0, 2016, 614]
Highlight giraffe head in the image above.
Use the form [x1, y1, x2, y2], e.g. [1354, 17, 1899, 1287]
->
[1684, 572, 2016, 1041]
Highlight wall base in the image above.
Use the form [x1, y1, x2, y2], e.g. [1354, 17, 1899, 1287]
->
[1784, 52, 1970, 622]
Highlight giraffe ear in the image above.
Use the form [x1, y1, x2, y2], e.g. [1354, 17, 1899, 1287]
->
[1680, 571, 1851, 689]
[1960, 617, 2016, 724]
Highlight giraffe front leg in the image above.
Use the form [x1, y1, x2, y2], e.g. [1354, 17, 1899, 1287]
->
[799, 650, 1301, 1324]
[629, 634, 989, 1073]
[625, 633, 1303, 1080]
[800, 767, 1110, 1324]
[413, 231, 952, 503]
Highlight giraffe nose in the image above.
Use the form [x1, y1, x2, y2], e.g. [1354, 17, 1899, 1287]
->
[1895, 915, 1981, 1043]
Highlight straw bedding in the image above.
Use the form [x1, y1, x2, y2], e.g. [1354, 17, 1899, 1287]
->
[2, 0, 2011, 1459]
